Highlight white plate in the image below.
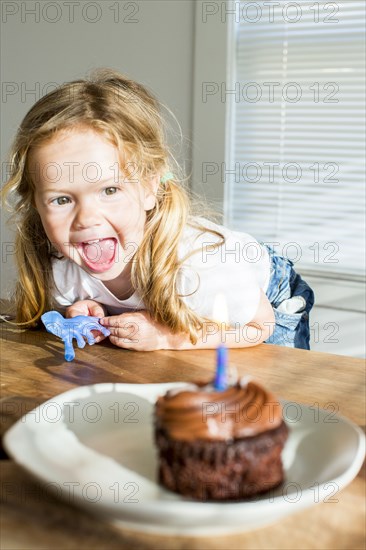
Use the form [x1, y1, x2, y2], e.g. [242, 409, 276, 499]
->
[3, 383, 365, 535]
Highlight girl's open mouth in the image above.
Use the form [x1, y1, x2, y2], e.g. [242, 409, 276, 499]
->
[78, 238, 117, 273]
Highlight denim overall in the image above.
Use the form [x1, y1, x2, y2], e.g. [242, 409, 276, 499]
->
[262, 245, 315, 350]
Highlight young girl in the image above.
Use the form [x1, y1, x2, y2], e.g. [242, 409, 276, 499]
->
[2, 68, 314, 351]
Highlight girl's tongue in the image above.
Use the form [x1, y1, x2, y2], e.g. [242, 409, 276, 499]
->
[80, 238, 116, 271]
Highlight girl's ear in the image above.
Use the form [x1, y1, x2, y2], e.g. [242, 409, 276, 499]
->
[143, 174, 160, 211]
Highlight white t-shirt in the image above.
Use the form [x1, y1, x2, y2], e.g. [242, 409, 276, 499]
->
[51, 217, 271, 326]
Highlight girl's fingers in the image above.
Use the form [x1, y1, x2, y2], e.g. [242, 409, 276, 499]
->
[101, 316, 141, 347]
[100, 315, 135, 327]
[109, 334, 136, 350]
[94, 335, 106, 344]
[100, 316, 117, 327]
[66, 300, 106, 319]
[66, 307, 86, 318]
[108, 326, 134, 337]
[101, 317, 139, 335]
[90, 305, 106, 318]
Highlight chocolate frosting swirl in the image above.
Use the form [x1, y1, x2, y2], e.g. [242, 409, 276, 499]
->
[155, 378, 283, 441]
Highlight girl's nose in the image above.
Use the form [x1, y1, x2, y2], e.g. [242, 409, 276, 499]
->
[72, 201, 101, 230]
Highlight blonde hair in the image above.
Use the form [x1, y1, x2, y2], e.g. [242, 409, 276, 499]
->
[1, 68, 225, 344]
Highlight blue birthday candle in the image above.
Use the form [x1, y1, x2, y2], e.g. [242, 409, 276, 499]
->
[214, 345, 228, 391]
[212, 292, 229, 391]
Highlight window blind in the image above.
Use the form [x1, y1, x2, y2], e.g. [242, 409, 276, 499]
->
[226, 0, 365, 279]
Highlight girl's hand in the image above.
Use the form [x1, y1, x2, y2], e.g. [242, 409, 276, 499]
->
[100, 310, 186, 351]
[66, 300, 108, 343]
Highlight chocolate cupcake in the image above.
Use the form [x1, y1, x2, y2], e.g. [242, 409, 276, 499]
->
[154, 378, 288, 501]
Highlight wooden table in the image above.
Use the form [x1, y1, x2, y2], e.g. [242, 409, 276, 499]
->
[0, 324, 365, 550]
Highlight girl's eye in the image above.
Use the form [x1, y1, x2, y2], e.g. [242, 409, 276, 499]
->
[51, 197, 71, 206]
[104, 187, 118, 196]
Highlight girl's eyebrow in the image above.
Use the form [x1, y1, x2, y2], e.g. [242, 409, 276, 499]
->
[38, 187, 70, 194]
[99, 177, 120, 184]
[40, 177, 118, 193]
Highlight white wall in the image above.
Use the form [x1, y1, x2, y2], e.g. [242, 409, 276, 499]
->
[1, 0, 195, 297]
